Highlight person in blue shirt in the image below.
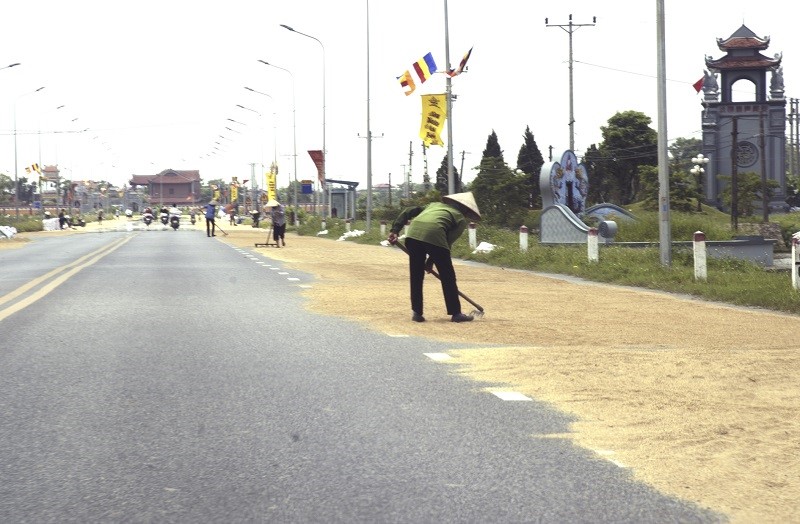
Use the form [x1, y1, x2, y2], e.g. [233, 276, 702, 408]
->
[205, 200, 218, 237]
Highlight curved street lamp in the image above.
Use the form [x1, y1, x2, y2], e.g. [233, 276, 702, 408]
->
[13, 86, 46, 218]
[258, 60, 298, 225]
[280, 24, 327, 217]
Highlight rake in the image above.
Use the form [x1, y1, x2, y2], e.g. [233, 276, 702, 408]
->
[394, 241, 485, 318]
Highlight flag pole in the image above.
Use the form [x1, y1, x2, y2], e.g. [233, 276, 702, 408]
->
[444, 0, 455, 195]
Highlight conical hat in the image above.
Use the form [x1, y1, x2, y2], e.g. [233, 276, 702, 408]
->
[265, 199, 281, 208]
[442, 191, 481, 221]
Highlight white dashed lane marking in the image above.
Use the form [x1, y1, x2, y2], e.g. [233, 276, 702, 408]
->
[490, 391, 532, 402]
[424, 353, 452, 361]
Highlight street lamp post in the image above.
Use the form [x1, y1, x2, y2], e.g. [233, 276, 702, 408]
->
[13, 86, 46, 219]
[244, 87, 277, 167]
[691, 153, 709, 212]
[280, 24, 326, 218]
[244, 88, 279, 200]
[258, 59, 298, 226]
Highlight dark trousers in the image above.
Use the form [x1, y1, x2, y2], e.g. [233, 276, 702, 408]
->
[273, 223, 286, 242]
[206, 218, 216, 236]
[405, 237, 461, 315]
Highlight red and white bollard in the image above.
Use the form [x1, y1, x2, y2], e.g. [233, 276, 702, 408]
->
[792, 233, 800, 290]
[587, 227, 599, 262]
[693, 231, 707, 281]
[468, 222, 477, 249]
[519, 225, 529, 252]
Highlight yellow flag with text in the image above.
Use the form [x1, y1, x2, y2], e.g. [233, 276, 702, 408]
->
[231, 183, 238, 202]
[419, 94, 447, 147]
[266, 172, 277, 202]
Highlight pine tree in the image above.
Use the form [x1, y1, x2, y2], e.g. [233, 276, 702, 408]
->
[516, 126, 545, 208]
[472, 130, 527, 226]
[434, 154, 461, 195]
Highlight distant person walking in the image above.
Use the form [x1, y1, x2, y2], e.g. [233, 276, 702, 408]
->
[270, 201, 286, 247]
[388, 191, 481, 323]
[205, 200, 218, 237]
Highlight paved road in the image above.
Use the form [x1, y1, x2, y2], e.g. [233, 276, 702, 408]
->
[0, 229, 724, 523]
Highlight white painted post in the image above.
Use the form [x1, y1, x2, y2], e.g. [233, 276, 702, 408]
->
[519, 225, 529, 252]
[321, 219, 326, 231]
[693, 231, 707, 281]
[587, 227, 599, 262]
[468, 222, 477, 249]
[793, 233, 800, 290]
[380, 220, 386, 236]
[345, 218, 351, 232]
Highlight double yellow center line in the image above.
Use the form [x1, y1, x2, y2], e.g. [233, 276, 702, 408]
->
[0, 235, 133, 322]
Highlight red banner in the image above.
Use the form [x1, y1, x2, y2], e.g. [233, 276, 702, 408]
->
[308, 150, 325, 184]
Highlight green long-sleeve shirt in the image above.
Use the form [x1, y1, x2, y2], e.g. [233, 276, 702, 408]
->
[391, 202, 467, 251]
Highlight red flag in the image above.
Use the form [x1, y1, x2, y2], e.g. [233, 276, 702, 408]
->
[308, 150, 325, 184]
[693, 77, 704, 93]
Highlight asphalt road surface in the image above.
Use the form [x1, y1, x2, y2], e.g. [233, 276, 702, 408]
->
[0, 229, 724, 523]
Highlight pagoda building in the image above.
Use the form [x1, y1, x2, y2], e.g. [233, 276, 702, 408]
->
[700, 24, 786, 210]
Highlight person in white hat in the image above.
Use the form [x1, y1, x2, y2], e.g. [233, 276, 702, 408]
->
[387, 191, 481, 323]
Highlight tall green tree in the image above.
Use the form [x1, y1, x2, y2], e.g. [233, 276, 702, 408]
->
[0, 173, 13, 203]
[471, 130, 527, 226]
[668, 137, 703, 210]
[597, 110, 658, 204]
[717, 172, 779, 217]
[434, 153, 461, 195]
[582, 143, 610, 204]
[516, 125, 544, 208]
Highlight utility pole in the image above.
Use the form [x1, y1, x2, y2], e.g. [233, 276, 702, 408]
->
[422, 141, 430, 192]
[407, 141, 413, 198]
[388, 172, 392, 207]
[400, 165, 408, 198]
[546, 14, 596, 152]
[731, 117, 739, 231]
[760, 115, 768, 222]
[459, 150, 470, 191]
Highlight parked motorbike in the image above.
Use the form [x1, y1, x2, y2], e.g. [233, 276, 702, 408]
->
[190, 211, 197, 225]
[169, 207, 181, 230]
[160, 211, 169, 226]
[142, 209, 154, 226]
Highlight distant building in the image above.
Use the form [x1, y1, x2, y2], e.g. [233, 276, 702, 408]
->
[129, 169, 202, 205]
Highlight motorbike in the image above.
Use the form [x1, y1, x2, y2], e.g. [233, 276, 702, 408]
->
[190, 211, 196, 225]
[160, 211, 169, 226]
[142, 210, 154, 226]
[169, 208, 181, 230]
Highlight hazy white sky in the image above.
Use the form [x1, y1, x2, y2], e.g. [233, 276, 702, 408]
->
[1, 0, 796, 191]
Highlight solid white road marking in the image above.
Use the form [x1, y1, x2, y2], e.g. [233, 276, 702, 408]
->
[424, 353, 452, 361]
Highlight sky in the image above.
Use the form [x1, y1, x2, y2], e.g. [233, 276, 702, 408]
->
[1, 0, 797, 194]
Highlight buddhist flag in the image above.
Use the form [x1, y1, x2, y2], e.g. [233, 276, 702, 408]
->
[419, 93, 447, 147]
[693, 76, 704, 93]
[397, 70, 416, 96]
[447, 47, 473, 77]
[413, 52, 437, 83]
